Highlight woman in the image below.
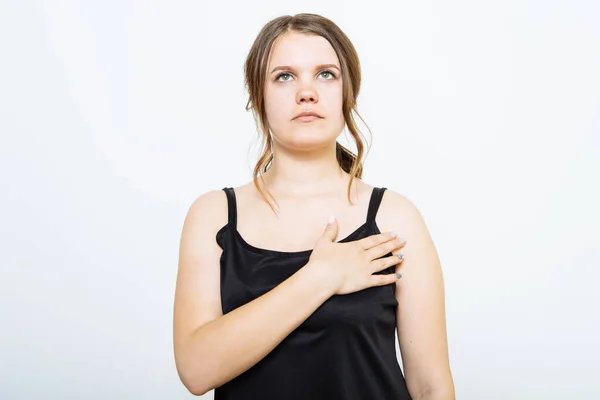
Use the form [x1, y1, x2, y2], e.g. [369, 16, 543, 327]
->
[173, 13, 454, 399]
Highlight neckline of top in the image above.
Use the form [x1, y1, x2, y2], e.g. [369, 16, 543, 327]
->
[220, 186, 385, 257]
[231, 220, 379, 257]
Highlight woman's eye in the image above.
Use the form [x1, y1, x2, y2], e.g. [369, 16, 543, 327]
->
[277, 73, 292, 82]
[320, 70, 335, 79]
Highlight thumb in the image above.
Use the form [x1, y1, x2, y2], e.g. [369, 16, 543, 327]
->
[321, 215, 338, 242]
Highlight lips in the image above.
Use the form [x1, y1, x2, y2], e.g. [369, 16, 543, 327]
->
[293, 111, 323, 120]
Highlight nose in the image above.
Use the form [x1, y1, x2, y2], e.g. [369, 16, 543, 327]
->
[296, 83, 319, 104]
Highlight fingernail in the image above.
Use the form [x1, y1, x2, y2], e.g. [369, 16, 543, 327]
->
[328, 215, 336, 224]
[397, 253, 404, 261]
[396, 273, 402, 278]
[390, 231, 398, 237]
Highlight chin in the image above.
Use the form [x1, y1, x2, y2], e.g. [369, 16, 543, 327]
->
[289, 133, 339, 148]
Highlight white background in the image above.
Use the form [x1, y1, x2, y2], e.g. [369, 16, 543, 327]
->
[1, 1, 599, 399]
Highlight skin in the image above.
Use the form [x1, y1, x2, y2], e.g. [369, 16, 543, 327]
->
[244, 31, 456, 399]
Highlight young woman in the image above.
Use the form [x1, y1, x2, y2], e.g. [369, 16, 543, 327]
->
[174, 13, 454, 400]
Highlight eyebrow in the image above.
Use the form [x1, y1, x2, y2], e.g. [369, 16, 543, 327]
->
[270, 64, 341, 74]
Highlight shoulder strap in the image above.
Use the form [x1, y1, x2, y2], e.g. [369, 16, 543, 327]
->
[222, 187, 237, 228]
[366, 187, 387, 224]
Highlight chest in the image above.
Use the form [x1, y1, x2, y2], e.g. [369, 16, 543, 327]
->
[236, 199, 368, 253]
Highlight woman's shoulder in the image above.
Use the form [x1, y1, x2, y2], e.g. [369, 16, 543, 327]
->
[376, 185, 427, 234]
[184, 188, 231, 236]
[188, 187, 228, 213]
[379, 186, 414, 208]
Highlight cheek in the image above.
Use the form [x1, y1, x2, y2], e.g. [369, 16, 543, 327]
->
[323, 83, 343, 106]
[264, 88, 288, 124]
[323, 86, 345, 122]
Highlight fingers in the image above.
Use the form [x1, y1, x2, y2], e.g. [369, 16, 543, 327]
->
[370, 272, 402, 287]
[370, 253, 404, 273]
[358, 231, 399, 251]
[365, 235, 406, 261]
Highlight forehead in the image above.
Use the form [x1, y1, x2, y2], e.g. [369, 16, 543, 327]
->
[267, 32, 339, 69]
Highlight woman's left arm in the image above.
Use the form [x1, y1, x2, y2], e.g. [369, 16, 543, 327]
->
[379, 190, 455, 400]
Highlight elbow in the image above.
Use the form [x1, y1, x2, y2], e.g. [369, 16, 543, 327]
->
[174, 334, 216, 396]
[182, 383, 206, 397]
[178, 368, 211, 397]
[175, 355, 213, 397]
[189, 386, 210, 397]
[184, 375, 209, 397]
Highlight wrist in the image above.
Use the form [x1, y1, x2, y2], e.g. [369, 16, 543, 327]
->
[301, 261, 337, 298]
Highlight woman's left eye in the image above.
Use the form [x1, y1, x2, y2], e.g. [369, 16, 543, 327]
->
[320, 70, 335, 79]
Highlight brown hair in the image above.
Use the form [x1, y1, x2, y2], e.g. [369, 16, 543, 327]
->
[244, 13, 371, 213]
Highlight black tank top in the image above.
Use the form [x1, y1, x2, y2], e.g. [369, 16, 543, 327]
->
[214, 187, 412, 399]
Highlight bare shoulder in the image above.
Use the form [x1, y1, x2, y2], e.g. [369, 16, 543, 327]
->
[376, 188, 426, 231]
[184, 188, 229, 233]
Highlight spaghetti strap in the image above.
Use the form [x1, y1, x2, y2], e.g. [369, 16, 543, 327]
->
[222, 187, 237, 228]
[366, 187, 387, 224]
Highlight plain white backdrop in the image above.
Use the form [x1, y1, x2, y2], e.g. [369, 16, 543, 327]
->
[1, 0, 598, 399]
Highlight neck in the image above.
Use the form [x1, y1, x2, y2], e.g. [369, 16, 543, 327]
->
[261, 143, 352, 198]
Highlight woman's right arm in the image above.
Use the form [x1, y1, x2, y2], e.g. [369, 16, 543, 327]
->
[173, 190, 335, 396]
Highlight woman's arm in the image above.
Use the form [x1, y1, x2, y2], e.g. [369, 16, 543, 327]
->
[173, 190, 333, 396]
[378, 190, 455, 400]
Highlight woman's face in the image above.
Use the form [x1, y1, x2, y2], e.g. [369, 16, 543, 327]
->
[264, 32, 345, 151]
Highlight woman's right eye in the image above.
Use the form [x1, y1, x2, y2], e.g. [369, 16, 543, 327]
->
[276, 73, 292, 82]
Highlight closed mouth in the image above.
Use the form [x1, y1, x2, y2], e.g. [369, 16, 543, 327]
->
[293, 113, 323, 120]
